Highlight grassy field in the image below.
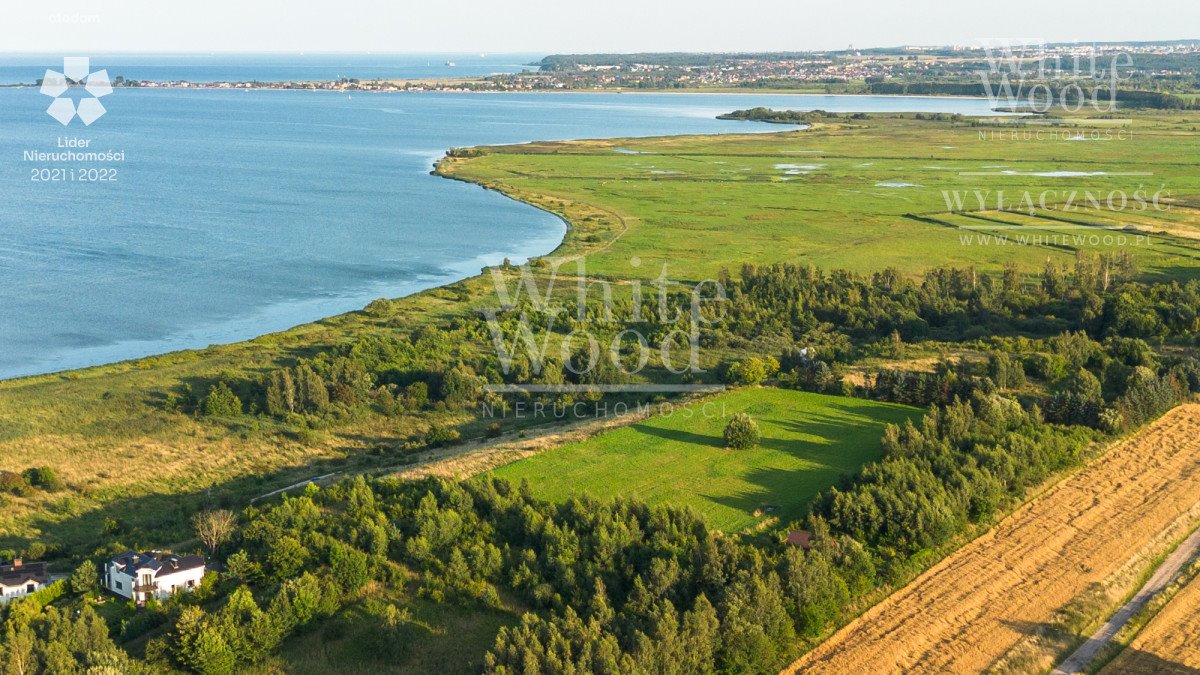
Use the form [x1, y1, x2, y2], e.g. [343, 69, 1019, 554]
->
[492, 387, 920, 532]
[440, 113, 1200, 281]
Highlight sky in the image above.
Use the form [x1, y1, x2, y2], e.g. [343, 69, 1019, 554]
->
[2, 0, 1198, 54]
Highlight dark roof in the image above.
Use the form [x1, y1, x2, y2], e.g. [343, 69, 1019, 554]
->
[0, 560, 50, 587]
[785, 529, 814, 550]
[109, 551, 205, 576]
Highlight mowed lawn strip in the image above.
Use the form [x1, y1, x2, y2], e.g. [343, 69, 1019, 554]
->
[491, 388, 920, 532]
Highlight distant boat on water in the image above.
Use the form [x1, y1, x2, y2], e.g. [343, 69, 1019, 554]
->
[445, 61, 456, 67]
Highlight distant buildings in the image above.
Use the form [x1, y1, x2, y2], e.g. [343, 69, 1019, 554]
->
[0, 558, 50, 603]
[104, 551, 206, 604]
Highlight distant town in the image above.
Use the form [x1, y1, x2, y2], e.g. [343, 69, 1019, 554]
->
[50, 41, 1196, 96]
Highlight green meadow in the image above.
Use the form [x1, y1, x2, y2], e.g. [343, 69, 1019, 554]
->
[492, 388, 921, 532]
[443, 113, 1200, 282]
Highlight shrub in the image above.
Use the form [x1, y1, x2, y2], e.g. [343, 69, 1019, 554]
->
[265, 369, 297, 416]
[0, 470, 29, 495]
[22, 542, 47, 560]
[364, 298, 394, 318]
[225, 550, 263, 584]
[22, 466, 64, 492]
[440, 365, 483, 408]
[329, 543, 371, 592]
[22, 579, 67, 609]
[201, 382, 243, 417]
[724, 413, 761, 449]
[70, 560, 98, 595]
[403, 381, 430, 410]
[726, 357, 780, 385]
[424, 425, 461, 447]
[1098, 407, 1124, 434]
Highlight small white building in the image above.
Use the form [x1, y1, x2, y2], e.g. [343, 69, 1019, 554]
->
[0, 559, 50, 603]
[105, 551, 206, 604]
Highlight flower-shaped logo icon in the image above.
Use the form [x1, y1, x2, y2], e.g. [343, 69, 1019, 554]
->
[40, 57, 112, 126]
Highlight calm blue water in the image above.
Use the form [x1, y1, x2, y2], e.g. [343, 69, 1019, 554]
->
[0, 84, 1009, 379]
[0, 53, 540, 85]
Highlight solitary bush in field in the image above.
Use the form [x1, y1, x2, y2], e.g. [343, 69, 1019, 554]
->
[0, 471, 29, 495]
[724, 413, 761, 449]
[22, 466, 63, 492]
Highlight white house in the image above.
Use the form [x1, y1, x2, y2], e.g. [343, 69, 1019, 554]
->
[0, 559, 50, 603]
[105, 551, 206, 604]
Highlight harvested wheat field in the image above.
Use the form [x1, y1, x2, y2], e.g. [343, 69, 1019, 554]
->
[1099, 573, 1200, 674]
[786, 403, 1200, 675]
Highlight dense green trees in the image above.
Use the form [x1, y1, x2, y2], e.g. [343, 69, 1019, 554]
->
[95, 471, 894, 674]
[163, 574, 339, 674]
[0, 584, 134, 674]
[181, 254, 1200, 468]
[141, 389, 1101, 674]
[816, 395, 1096, 562]
[17, 374, 1189, 674]
[726, 356, 780, 385]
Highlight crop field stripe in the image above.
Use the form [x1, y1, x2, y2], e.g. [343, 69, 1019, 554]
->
[785, 404, 1200, 675]
[1027, 210, 1200, 251]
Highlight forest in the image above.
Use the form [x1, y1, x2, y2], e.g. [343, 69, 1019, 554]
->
[4, 251, 1199, 673]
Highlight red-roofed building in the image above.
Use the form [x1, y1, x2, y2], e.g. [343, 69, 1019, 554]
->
[785, 529, 813, 550]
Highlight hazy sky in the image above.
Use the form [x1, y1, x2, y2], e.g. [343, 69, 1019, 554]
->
[3, 0, 1198, 54]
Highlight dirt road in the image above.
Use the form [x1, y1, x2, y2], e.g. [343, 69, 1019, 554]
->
[1099, 570, 1200, 674]
[1053, 525, 1200, 674]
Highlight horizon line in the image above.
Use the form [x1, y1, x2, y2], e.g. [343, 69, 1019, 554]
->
[3, 38, 1200, 58]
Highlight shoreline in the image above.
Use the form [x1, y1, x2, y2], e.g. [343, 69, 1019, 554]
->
[0, 80, 1006, 102]
[0, 151, 582, 387]
[0, 174, 572, 385]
